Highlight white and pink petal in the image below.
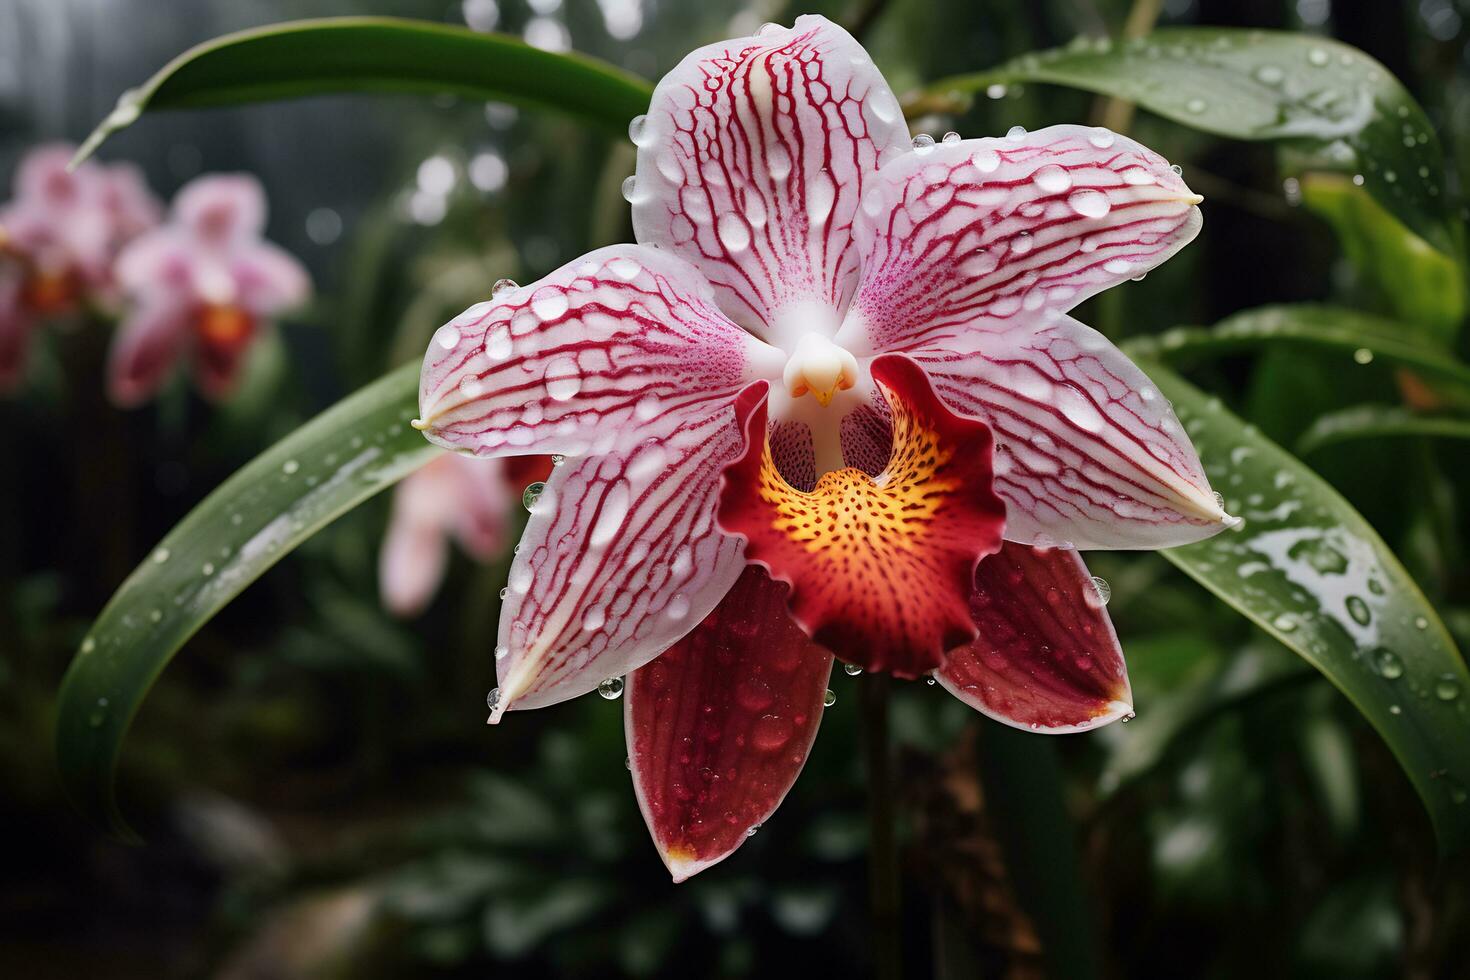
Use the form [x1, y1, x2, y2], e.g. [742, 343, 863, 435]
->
[630, 15, 911, 344]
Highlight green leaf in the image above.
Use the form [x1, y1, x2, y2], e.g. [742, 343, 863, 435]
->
[1299, 173, 1466, 346]
[1143, 362, 1470, 851]
[911, 29, 1461, 258]
[55, 362, 436, 838]
[1298, 405, 1470, 455]
[75, 16, 653, 163]
[1123, 304, 1470, 399]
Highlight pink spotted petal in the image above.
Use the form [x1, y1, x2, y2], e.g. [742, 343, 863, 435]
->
[489, 398, 749, 717]
[234, 241, 311, 315]
[836, 125, 1201, 355]
[914, 312, 1231, 549]
[13, 144, 82, 209]
[173, 174, 267, 247]
[115, 228, 194, 302]
[106, 300, 191, 407]
[418, 244, 780, 462]
[630, 15, 911, 344]
[0, 271, 35, 392]
[627, 566, 833, 882]
[938, 543, 1132, 733]
[380, 495, 453, 619]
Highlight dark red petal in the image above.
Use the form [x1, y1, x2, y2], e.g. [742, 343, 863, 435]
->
[718, 354, 1007, 677]
[937, 543, 1133, 732]
[625, 566, 833, 882]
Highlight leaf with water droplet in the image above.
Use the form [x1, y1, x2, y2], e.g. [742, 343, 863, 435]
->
[55, 362, 437, 840]
[1143, 361, 1470, 853]
[910, 28, 1460, 258]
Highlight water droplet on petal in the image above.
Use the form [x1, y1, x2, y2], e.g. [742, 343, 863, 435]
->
[823, 689, 836, 707]
[717, 211, 751, 251]
[666, 593, 690, 620]
[941, 131, 962, 144]
[912, 133, 935, 153]
[1089, 127, 1115, 148]
[843, 663, 862, 676]
[1006, 125, 1027, 141]
[972, 147, 1001, 173]
[543, 356, 582, 401]
[598, 676, 625, 700]
[628, 114, 650, 146]
[620, 174, 639, 203]
[522, 481, 545, 511]
[486, 687, 501, 710]
[1069, 188, 1111, 218]
[491, 278, 518, 297]
[434, 325, 461, 349]
[1087, 575, 1111, 608]
[1033, 164, 1072, 194]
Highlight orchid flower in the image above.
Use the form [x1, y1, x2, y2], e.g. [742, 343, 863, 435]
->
[107, 174, 311, 406]
[0, 143, 160, 391]
[415, 16, 1234, 880]
[381, 453, 553, 617]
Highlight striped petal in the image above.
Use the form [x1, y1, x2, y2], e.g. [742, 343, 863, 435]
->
[836, 125, 1202, 355]
[630, 15, 910, 345]
[627, 566, 833, 882]
[490, 401, 748, 717]
[418, 244, 779, 462]
[937, 543, 1133, 733]
[719, 354, 1006, 677]
[915, 313, 1231, 549]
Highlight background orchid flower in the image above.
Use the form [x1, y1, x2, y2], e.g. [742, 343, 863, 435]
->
[416, 15, 1236, 879]
[107, 173, 311, 406]
[0, 143, 160, 391]
[380, 453, 553, 618]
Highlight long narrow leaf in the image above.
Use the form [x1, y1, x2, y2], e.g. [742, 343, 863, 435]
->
[75, 16, 653, 163]
[1123, 304, 1470, 397]
[1144, 362, 1470, 851]
[55, 363, 435, 838]
[1298, 405, 1470, 454]
[910, 29, 1460, 257]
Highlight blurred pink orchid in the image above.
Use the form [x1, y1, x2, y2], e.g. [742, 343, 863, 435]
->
[381, 453, 554, 617]
[0, 143, 160, 390]
[107, 174, 311, 406]
[415, 16, 1234, 878]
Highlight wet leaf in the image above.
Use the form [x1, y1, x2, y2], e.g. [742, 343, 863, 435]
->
[75, 16, 653, 163]
[912, 29, 1461, 257]
[1143, 361, 1470, 851]
[1124, 304, 1470, 398]
[55, 362, 435, 838]
[1297, 405, 1470, 455]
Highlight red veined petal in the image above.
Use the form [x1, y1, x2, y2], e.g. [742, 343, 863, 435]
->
[938, 543, 1132, 732]
[489, 394, 750, 718]
[418, 244, 780, 463]
[630, 15, 910, 344]
[626, 565, 833, 882]
[837, 125, 1201, 355]
[915, 313, 1232, 550]
[719, 354, 1006, 676]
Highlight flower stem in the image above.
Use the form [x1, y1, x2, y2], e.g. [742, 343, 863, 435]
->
[859, 671, 902, 980]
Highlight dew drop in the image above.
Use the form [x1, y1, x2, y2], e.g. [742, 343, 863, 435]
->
[1254, 65, 1284, 85]
[486, 687, 501, 710]
[1435, 675, 1461, 701]
[530, 288, 569, 322]
[925, 675, 937, 686]
[1011, 231, 1034, 255]
[972, 147, 1001, 173]
[494, 644, 509, 660]
[1353, 347, 1374, 365]
[1087, 575, 1112, 608]
[543, 356, 582, 401]
[80, 637, 96, 654]
[1006, 125, 1027, 141]
[627, 113, 650, 146]
[1415, 616, 1429, 631]
[942, 131, 962, 144]
[1185, 98, 1207, 114]
[1308, 47, 1330, 66]
[986, 83, 1008, 99]
[1272, 613, 1299, 633]
[756, 21, 782, 36]
[491, 278, 518, 297]
[666, 593, 690, 620]
[583, 606, 607, 631]
[598, 676, 625, 700]
[1070, 189, 1112, 218]
[620, 174, 639, 203]
[1374, 647, 1405, 679]
[843, 662, 862, 676]
[823, 689, 836, 707]
[1089, 127, 1115, 148]
[522, 481, 546, 511]
[805, 171, 836, 225]
[1345, 595, 1372, 626]
[435, 325, 461, 349]
[911, 133, 935, 152]
[1033, 164, 1072, 194]
[717, 211, 751, 251]
[152, 547, 171, 564]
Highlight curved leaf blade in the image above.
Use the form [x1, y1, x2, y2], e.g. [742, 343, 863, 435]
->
[1298, 405, 1470, 454]
[1123, 304, 1470, 398]
[55, 362, 436, 838]
[76, 16, 654, 163]
[912, 29, 1460, 257]
[1143, 362, 1470, 851]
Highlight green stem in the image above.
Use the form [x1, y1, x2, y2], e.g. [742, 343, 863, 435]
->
[859, 672, 902, 980]
[975, 722, 1102, 980]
